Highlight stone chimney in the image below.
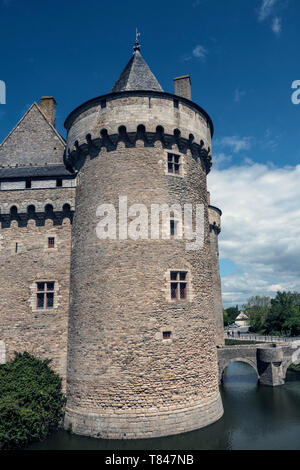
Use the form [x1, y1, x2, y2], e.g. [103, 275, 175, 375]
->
[174, 75, 191, 100]
[39, 96, 57, 127]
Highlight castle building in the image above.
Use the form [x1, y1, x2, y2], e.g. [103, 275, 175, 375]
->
[0, 41, 224, 439]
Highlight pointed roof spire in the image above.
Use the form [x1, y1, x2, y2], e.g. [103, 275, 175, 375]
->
[111, 33, 163, 93]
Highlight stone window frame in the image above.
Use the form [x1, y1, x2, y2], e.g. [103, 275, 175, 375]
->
[36, 281, 55, 310]
[10, 239, 23, 255]
[163, 268, 193, 303]
[164, 150, 185, 178]
[170, 270, 188, 301]
[48, 236, 55, 249]
[155, 326, 175, 344]
[45, 234, 58, 252]
[29, 279, 60, 313]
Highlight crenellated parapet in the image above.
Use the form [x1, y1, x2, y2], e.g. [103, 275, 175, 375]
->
[64, 125, 212, 174]
[0, 202, 74, 228]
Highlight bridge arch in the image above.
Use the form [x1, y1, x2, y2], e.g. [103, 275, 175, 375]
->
[219, 358, 259, 383]
[282, 360, 299, 380]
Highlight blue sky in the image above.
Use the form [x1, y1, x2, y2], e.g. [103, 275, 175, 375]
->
[0, 0, 300, 307]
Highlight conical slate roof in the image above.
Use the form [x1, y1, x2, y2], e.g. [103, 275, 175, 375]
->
[111, 49, 163, 93]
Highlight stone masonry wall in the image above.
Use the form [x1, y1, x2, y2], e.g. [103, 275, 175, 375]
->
[0, 187, 75, 388]
[65, 117, 223, 438]
[0, 104, 65, 167]
[65, 94, 212, 155]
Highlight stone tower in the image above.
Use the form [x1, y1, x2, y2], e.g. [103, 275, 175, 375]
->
[64, 41, 223, 439]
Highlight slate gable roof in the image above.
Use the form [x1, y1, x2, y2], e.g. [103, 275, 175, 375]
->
[0, 102, 66, 170]
[0, 165, 74, 180]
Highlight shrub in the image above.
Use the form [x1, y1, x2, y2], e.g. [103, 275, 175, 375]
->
[0, 352, 66, 449]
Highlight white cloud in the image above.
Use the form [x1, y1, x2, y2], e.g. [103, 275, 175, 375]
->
[257, 0, 284, 36]
[208, 162, 300, 307]
[213, 152, 233, 169]
[192, 45, 208, 60]
[272, 16, 282, 35]
[258, 0, 280, 22]
[216, 136, 253, 154]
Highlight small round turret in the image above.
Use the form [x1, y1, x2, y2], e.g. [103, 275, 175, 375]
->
[208, 195, 224, 346]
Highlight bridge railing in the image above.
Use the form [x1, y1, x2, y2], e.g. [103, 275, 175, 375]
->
[224, 332, 300, 343]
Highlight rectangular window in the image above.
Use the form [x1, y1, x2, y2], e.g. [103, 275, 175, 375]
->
[170, 271, 188, 301]
[48, 237, 55, 248]
[171, 283, 177, 299]
[26, 179, 31, 189]
[167, 153, 181, 175]
[163, 331, 172, 339]
[173, 98, 179, 108]
[46, 292, 54, 308]
[170, 220, 175, 236]
[56, 178, 62, 187]
[100, 99, 106, 108]
[36, 282, 55, 309]
[37, 293, 44, 309]
[170, 219, 178, 237]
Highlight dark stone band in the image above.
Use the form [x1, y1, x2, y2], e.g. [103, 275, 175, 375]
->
[0, 207, 74, 229]
[64, 126, 212, 174]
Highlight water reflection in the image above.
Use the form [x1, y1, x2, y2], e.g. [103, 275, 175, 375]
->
[27, 362, 300, 450]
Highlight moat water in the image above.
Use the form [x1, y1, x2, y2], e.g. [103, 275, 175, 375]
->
[27, 363, 300, 450]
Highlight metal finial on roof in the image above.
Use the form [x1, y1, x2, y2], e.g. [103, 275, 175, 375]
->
[111, 32, 163, 92]
[134, 28, 141, 52]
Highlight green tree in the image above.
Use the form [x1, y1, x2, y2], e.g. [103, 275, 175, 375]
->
[265, 292, 300, 336]
[0, 352, 66, 450]
[224, 305, 239, 325]
[223, 309, 229, 326]
[243, 295, 271, 334]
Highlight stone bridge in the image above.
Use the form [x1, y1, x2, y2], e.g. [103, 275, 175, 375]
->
[217, 342, 300, 386]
